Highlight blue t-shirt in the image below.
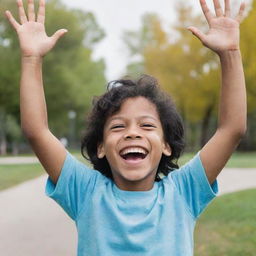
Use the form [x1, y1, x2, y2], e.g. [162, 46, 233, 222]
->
[46, 152, 218, 256]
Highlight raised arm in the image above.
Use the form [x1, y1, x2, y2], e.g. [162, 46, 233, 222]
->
[188, 0, 247, 184]
[5, 0, 68, 184]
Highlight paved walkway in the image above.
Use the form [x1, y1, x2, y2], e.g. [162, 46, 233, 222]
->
[0, 161, 256, 255]
[0, 175, 77, 256]
[0, 156, 39, 165]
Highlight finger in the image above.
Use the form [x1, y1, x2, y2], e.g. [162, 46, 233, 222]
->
[37, 0, 45, 24]
[236, 2, 246, 23]
[5, 10, 20, 31]
[28, 0, 35, 21]
[224, 0, 231, 17]
[51, 29, 68, 45]
[199, 0, 214, 24]
[188, 26, 207, 43]
[17, 0, 28, 24]
[213, 0, 224, 17]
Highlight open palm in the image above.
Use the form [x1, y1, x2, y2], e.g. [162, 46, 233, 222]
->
[189, 0, 245, 54]
[5, 0, 67, 57]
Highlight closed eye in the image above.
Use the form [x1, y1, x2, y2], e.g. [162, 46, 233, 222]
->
[110, 125, 125, 129]
[141, 124, 156, 128]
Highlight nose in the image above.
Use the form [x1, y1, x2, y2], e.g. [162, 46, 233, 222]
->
[124, 126, 142, 140]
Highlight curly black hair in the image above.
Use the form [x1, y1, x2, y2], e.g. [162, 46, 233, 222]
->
[81, 74, 185, 181]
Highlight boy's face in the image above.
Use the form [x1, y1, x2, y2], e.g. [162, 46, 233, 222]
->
[97, 96, 171, 191]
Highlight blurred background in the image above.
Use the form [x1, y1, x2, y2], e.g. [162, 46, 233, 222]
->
[0, 0, 255, 255]
[0, 0, 255, 154]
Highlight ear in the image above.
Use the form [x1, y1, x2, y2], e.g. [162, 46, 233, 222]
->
[97, 143, 105, 159]
[162, 142, 172, 156]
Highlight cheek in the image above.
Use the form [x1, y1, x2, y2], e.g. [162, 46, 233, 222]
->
[149, 133, 168, 155]
[149, 131, 165, 145]
[103, 135, 120, 159]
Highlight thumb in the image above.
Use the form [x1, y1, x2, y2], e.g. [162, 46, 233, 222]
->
[51, 29, 68, 44]
[187, 26, 206, 43]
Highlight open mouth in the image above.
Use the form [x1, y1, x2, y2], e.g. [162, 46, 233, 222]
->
[119, 147, 148, 161]
[121, 152, 147, 160]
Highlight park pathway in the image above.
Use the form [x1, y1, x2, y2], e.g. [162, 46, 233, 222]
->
[0, 156, 256, 255]
[0, 175, 77, 256]
[0, 156, 39, 164]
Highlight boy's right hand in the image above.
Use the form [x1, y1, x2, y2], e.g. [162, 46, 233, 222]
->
[5, 0, 68, 184]
[5, 0, 67, 57]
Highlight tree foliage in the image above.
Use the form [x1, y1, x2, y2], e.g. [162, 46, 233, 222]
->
[0, 0, 106, 153]
[240, 0, 256, 149]
[240, 0, 256, 112]
[123, 1, 256, 150]
[124, 3, 220, 149]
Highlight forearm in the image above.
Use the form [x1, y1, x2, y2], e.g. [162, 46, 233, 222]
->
[218, 50, 247, 137]
[20, 56, 49, 138]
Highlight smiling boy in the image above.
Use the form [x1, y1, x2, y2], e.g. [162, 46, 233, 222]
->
[97, 96, 172, 191]
[5, 0, 247, 255]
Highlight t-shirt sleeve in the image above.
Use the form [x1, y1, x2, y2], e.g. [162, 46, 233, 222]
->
[168, 152, 218, 219]
[45, 151, 100, 220]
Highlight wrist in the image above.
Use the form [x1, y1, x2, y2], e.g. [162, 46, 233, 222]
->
[21, 55, 43, 65]
[218, 49, 241, 59]
[219, 49, 243, 70]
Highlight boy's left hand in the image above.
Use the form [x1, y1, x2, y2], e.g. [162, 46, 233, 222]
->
[188, 0, 245, 55]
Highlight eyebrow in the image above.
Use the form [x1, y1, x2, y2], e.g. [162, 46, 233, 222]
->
[108, 115, 158, 123]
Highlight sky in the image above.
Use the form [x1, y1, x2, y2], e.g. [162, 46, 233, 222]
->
[60, 0, 199, 80]
[61, 0, 247, 80]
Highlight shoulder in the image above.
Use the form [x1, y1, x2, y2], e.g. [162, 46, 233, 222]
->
[46, 151, 109, 195]
[166, 152, 218, 197]
[168, 153, 204, 181]
[63, 151, 102, 176]
[163, 152, 218, 218]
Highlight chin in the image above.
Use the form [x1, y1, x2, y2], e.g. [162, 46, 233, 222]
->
[121, 170, 153, 182]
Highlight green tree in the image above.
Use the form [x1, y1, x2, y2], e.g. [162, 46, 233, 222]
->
[123, 3, 220, 150]
[240, 0, 256, 150]
[0, 0, 106, 153]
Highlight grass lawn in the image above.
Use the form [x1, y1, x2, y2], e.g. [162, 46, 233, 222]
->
[0, 163, 44, 191]
[0, 151, 255, 192]
[195, 189, 256, 255]
[224, 152, 256, 168]
[178, 151, 256, 168]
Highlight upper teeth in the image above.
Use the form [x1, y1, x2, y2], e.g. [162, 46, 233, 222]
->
[120, 147, 147, 155]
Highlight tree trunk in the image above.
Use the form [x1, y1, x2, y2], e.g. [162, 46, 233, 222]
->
[11, 141, 19, 155]
[200, 104, 214, 148]
[0, 111, 7, 155]
[0, 136, 7, 155]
